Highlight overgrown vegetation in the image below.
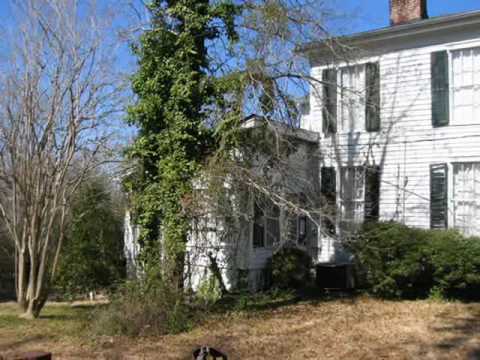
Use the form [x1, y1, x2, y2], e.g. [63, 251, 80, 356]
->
[93, 278, 192, 336]
[350, 222, 480, 300]
[125, 0, 240, 286]
[266, 246, 312, 290]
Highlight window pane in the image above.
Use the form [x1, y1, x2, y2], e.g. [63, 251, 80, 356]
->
[452, 47, 480, 125]
[340, 65, 365, 132]
[453, 163, 480, 236]
[340, 167, 365, 231]
[265, 218, 280, 247]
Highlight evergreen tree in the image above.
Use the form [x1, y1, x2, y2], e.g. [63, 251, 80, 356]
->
[56, 177, 125, 297]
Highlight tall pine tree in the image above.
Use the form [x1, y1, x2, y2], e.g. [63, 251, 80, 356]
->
[126, 0, 239, 285]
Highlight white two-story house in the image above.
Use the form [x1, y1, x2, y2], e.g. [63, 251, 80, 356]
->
[299, 0, 480, 268]
[125, 0, 480, 291]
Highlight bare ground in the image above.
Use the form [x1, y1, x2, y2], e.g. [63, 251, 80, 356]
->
[1, 296, 479, 359]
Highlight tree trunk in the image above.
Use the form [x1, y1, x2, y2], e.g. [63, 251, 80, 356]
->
[16, 246, 49, 319]
[16, 250, 29, 312]
[207, 252, 228, 296]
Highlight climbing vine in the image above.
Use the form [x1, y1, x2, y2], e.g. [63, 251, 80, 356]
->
[126, 0, 240, 283]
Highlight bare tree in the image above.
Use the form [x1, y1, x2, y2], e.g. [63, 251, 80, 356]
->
[183, 1, 383, 291]
[0, 0, 124, 318]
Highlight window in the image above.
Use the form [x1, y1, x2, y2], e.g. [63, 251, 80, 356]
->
[298, 215, 308, 242]
[453, 163, 480, 236]
[451, 47, 480, 125]
[322, 63, 380, 134]
[340, 65, 366, 132]
[253, 195, 280, 248]
[253, 193, 311, 248]
[284, 193, 311, 245]
[340, 167, 365, 230]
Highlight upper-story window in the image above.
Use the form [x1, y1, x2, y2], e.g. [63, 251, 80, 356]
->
[322, 62, 380, 135]
[452, 47, 480, 125]
[340, 65, 366, 132]
[431, 47, 480, 127]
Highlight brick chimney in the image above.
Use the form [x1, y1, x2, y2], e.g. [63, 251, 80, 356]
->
[390, 0, 428, 25]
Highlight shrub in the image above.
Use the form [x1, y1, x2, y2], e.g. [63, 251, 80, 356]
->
[350, 222, 480, 300]
[266, 246, 312, 290]
[93, 279, 191, 336]
[196, 275, 222, 306]
[429, 232, 480, 299]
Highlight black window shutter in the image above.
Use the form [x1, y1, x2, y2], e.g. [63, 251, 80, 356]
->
[365, 62, 381, 132]
[253, 200, 264, 248]
[322, 69, 337, 134]
[431, 51, 450, 127]
[364, 166, 380, 222]
[430, 164, 448, 229]
[321, 167, 337, 235]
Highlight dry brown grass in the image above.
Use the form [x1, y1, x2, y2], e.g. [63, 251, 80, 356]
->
[1, 296, 479, 359]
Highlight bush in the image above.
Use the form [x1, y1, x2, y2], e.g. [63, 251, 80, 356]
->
[196, 275, 222, 306]
[350, 222, 433, 299]
[266, 246, 312, 290]
[350, 222, 480, 300]
[429, 232, 480, 299]
[93, 279, 191, 336]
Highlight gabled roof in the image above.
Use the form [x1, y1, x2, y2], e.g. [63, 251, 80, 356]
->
[299, 9, 480, 63]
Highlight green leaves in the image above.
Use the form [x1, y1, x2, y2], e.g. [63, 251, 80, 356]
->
[351, 222, 480, 300]
[126, 0, 240, 281]
[55, 177, 125, 297]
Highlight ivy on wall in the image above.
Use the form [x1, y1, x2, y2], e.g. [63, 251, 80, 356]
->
[125, 0, 240, 283]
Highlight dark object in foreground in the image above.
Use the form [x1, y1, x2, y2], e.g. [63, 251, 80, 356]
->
[193, 346, 227, 360]
[6, 352, 52, 360]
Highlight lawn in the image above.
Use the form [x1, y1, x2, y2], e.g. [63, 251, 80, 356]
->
[1, 295, 479, 359]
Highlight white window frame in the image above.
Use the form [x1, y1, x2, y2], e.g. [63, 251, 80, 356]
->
[339, 166, 365, 231]
[252, 196, 280, 249]
[251, 195, 311, 250]
[338, 64, 366, 133]
[449, 162, 480, 236]
[447, 45, 480, 126]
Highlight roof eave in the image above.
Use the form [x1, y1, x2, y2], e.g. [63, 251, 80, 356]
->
[298, 10, 480, 62]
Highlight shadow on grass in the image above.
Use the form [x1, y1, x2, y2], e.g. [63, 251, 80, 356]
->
[211, 287, 360, 314]
[431, 305, 480, 358]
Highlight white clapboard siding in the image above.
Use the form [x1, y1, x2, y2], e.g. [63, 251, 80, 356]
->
[186, 135, 320, 291]
[303, 31, 480, 263]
